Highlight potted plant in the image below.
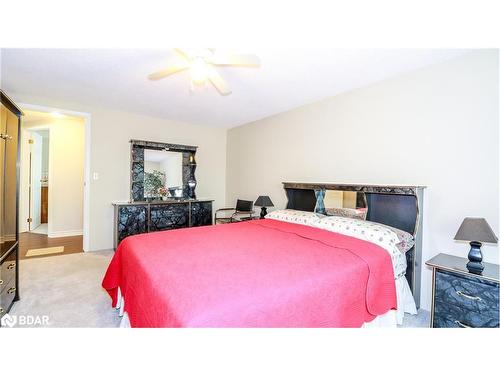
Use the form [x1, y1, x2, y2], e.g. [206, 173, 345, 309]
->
[144, 170, 166, 199]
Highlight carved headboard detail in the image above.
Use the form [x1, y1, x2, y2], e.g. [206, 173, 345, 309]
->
[283, 182, 426, 309]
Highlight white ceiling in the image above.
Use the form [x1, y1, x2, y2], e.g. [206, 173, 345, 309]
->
[1, 48, 468, 128]
[23, 109, 67, 124]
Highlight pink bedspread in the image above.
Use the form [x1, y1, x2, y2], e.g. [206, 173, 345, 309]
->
[102, 219, 396, 327]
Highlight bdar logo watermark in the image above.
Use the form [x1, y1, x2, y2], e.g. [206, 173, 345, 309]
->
[1, 313, 49, 327]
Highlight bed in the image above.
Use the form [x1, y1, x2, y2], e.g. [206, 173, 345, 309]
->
[102, 183, 425, 328]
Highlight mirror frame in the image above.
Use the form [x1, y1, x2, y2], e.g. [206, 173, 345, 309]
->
[130, 139, 197, 202]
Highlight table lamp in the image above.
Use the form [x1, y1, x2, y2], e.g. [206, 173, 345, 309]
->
[254, 196, 274, 219]
[454, 217, 498, 274]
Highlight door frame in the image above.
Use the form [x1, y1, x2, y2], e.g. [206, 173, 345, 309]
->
[19, 103, 92, 252]
[19, 125, 50, 233]
[29, 129, 43, 231]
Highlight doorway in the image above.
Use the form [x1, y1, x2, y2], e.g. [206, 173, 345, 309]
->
[25, 128, 49, 234]
[18, 108, 88, 258]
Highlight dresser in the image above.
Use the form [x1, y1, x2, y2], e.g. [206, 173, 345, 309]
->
[426, 253, 499, 328]
[113, 199, 213, 249]
[0, 91, 21, 325]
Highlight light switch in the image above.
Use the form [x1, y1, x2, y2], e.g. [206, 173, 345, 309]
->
[93, 172, 99, 181]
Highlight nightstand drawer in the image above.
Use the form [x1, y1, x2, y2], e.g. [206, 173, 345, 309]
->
[433, 270, 499, 328]
[0, 249, 17, 293]
[0, 277, 17, 320]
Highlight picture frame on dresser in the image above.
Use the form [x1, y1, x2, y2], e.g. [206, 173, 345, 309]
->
[426, 253, 500, 328]
[0, 90, 22, 325]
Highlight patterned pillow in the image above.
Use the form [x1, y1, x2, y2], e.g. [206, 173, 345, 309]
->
[376, 223, 415, 253]
[265, 209, 324, 226]
[314, 216, 401, 258]
[325, 207, 367, 220]
[314, 216, 409, 278]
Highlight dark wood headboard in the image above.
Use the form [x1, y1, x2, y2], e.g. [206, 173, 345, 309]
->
[283, 182, 425, 309]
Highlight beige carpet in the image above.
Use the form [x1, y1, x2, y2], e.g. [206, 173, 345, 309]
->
[8, 250, 430, 328]
[9, 250, 121, 328]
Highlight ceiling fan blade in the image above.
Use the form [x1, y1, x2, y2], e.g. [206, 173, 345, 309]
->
[207, 66, 231, 96]
[148, 63, 190, 80]
[208, 53, 260, 67]
[173, 48, 191, 60]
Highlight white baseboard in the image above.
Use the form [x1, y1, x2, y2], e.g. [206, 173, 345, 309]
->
[48, 229, 83, 238]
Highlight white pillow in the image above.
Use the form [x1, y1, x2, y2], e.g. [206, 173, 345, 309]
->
[265, 209, 324, 226]
[314, 216, 401, 258]
[314, 216, 407, 278]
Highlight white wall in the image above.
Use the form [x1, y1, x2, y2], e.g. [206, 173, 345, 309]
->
[19, 118, 85, 236]
[160, 152, 183, 188]
[48, 116, 85, 236]
[226, 50, 499, 310]
[41, 135, 49, 179]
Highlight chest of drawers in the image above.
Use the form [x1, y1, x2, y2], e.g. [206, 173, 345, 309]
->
[0, 247, 18, 319]
[1, 91, 21, 325]
[113, 199, 213, 249]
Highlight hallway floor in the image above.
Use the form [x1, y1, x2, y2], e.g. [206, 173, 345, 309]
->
[30, 223, 48, 234]
[19, 231, 83, 260]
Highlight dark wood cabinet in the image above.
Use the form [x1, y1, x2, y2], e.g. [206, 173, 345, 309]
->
[0, 91, 21, 325]
[113, 199, 213, 248]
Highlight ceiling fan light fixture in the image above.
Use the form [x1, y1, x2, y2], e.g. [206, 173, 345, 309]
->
[149, 49, 260, 96]
[190, 57, 208, 85]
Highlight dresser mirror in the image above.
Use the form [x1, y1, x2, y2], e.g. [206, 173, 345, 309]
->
[130, 140, 197, 202]
[144, 149, 183, 199]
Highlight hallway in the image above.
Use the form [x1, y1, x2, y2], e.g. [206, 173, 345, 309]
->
[19, 231, 83, 260]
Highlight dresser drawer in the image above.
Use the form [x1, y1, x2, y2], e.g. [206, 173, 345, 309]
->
[190, 201, 213, 227]
[0, 277, 17, 320]
[149, 204, 189, 232]
[433, 270, 499, 328]
[0, 249, 17, 293]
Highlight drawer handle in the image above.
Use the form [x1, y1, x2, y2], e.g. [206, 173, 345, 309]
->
[0, 279, 3, 285]
[0, 307, 4, 314]
[7, 287, 16, 294]
[456, 290, 482, 301]
[455, 320, 472, 328]
[7, 263, 15, 270]
[0, 133, 13, 140]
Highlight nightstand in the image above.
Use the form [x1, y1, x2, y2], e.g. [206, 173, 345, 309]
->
[426, 253, 499, 328]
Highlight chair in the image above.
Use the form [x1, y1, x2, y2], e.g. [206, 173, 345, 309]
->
[215, 199, 254, 224]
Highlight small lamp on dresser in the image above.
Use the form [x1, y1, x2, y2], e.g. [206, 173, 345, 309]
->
[254, 196, 274, 219]
[454, 217, 498, 274]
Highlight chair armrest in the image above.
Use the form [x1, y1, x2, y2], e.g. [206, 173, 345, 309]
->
[216, 207, 236, 212]
[215, 208, 236, 221]
[231, 210, 255, 220]
[234, 210, 255, 215]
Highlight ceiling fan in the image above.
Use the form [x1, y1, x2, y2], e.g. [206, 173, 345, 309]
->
[148, 48, 260, 96]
